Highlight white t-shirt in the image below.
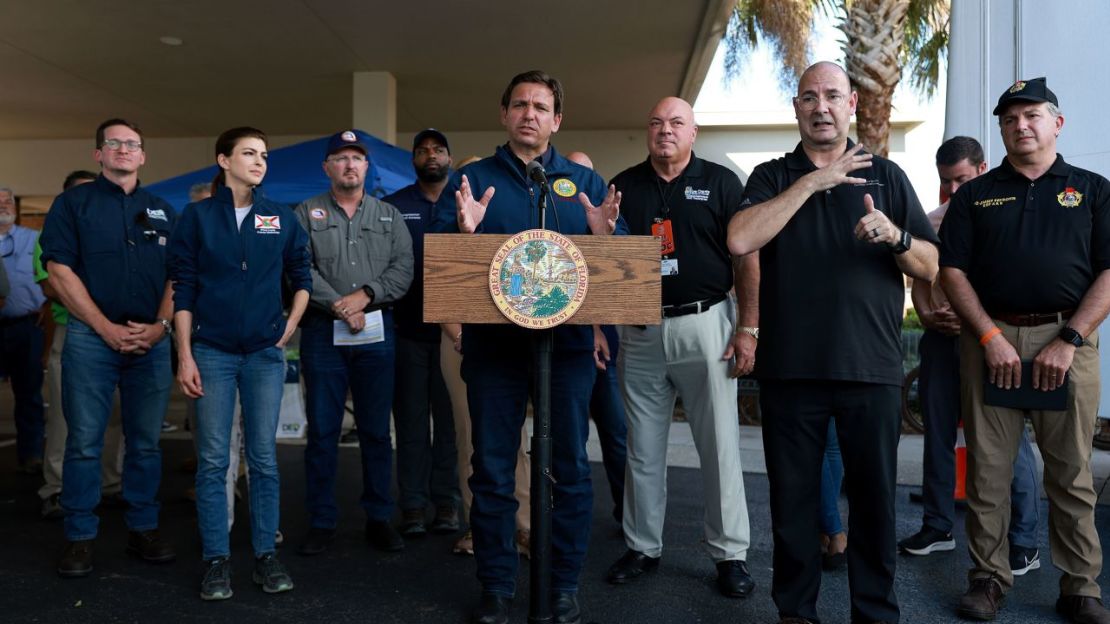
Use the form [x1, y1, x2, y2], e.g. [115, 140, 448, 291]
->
[235, 205, 253, 229]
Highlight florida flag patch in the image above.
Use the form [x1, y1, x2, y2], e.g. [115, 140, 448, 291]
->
[255, 214, 281, 233]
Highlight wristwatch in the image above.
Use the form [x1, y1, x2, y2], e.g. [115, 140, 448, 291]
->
[736, 326, 759, 340]
[1059, 326, 1085, 347]
[158, 318, 173, 336]
[361, 285, 375, 303]
[889, 229, 912, 255]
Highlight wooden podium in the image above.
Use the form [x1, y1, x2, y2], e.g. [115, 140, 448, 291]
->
[424, 232, 659, 622]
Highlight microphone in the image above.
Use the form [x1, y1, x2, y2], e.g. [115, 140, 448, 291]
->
[526, 159, 548, 188]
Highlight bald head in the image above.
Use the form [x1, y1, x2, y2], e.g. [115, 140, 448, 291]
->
[798, 62, 850, 93]
[565, 151, 594, 170]
[647, 97, 697, 168]
[793, 61, 857, 153]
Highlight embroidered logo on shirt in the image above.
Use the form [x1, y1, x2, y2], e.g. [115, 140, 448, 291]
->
[973, 196, 1017, 208]
[146, 208, 168, 221]
[684, 187, 710, 201]
[1057, 187, 1083, 208]
[553, 179, 577, 198]
[255, 215, 281, 233]
[402, 213, 421, 221]
[309, 208, 327, 220]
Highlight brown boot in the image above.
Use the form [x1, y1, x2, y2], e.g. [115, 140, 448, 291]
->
[1057, 595, 1110, 624]
[957, 576, 1004, 620]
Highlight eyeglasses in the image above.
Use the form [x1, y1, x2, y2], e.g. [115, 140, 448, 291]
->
[794, 93, 848, 111]
[102, 139, 143, 152]
[327, 155, 367, 165]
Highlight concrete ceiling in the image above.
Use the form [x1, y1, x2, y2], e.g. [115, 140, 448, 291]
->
[0, 0, 733, 140]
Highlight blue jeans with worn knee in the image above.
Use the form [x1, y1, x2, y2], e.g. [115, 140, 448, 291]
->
[60, 318, 171, 541]
[192, 342, 284, 560]
[819, 419, 844, 536]
[300, 312, 396, 526]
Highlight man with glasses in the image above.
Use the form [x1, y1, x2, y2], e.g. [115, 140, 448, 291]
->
[293, 130, 413, 556]
[382, 129, 460, 539]
[727, 62, 938, 624]
[0, 186, 47, 476]
[40, 118, 177, 578]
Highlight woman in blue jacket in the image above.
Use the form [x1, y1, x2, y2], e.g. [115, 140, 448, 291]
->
[169, 127, 312, 601]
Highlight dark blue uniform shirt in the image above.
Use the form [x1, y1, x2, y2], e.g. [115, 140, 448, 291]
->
[383, 182, 453, 342]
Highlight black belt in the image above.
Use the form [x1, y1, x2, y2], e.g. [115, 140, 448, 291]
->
[662, 294, 727, 318]
[990, 309, 1074, 327]
[0, 313, 37, 327]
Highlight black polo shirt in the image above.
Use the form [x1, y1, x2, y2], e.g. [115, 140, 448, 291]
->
[939, 155, 1110, 314]
[740, 141, 937, 385]
[383, 182, 453, 343]
[40, 175, 175, 324]
[610, 154, 743, 306]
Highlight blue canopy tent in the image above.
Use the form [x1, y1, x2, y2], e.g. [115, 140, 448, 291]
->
[145, 130, 415, 209]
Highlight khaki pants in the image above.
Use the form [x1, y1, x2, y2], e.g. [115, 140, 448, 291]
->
[440, 335, 530, 530]
[961, 319, 1102, 596]
[38, 324, 123, 500]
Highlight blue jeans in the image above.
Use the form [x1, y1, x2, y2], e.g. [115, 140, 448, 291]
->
[590, 325, 627, 522]
[819, 419, 844, 536]
[0, 315, 45, 462]
[919, 329, 1040, 546]
[463, 346, 595, 596]
[192, 342, 284, 560]
[301, 313, 396, 526]
[60, 318, 171, 540]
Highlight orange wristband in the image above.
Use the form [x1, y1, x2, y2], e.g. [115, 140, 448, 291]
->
[979, 326, 1002, 346]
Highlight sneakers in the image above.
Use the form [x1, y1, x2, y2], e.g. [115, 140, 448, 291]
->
[253, 553, 294, 594]
[430, 505, 460, 534]
[1010, 545, 1041, 576]
[453, 529, 475, 556]
[161, 420, 178, 433]
[400, 508, 427, 538]
[897, 526, 955, 556]
[41, 493, 64, 520]
[200, 557, 233, 601]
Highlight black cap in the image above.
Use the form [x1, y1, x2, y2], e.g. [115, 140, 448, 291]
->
[993, 77, 1058, 115]
[325, 130, 369, 158]
[412, 128, 450, 154]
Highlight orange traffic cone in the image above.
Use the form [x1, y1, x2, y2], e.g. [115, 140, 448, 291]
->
[954, 420, 967, 501]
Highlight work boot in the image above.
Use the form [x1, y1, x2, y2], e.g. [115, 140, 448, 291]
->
[57, 540, 94, 578]
[1057, 595, 1110, 624]
[126, 529, 176, 563]
[957, 576, 1004, 620]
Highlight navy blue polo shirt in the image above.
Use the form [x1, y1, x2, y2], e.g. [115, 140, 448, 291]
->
[40, 175, 176, 324]
[382, 182, 453, 342]
[939, 155, 1110, 314]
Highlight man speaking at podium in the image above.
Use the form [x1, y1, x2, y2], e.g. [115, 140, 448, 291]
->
[432, 70, 625, 624]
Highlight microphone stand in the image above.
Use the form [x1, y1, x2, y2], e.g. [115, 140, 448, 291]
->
[529, 176, 554, 624]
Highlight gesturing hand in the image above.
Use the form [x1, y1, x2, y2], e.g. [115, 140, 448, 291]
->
[579, 185, 621, 235]
[808, 143, 872, 192]
[455, 174, 495, 233]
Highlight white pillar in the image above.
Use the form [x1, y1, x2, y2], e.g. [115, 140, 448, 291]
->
[352, 71, 397, 146]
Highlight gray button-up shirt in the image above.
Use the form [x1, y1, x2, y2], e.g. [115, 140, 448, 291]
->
[294, 191, 413, 312]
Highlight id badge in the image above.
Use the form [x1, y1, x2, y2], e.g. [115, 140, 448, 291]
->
[651, 218, 675, 256]
[661, 257, 679, 276]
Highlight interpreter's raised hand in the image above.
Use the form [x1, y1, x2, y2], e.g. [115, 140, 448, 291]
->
[580, 185, 621, 235]
[455, 174, 495, 233]
[723, 331, 756, 378]
[984, 334, 1022, 389]
[807, 143, 872, 192]
[854, 194, 899, 246]
[177, 355, 203, 398]
[1032, 339, 1075, 392]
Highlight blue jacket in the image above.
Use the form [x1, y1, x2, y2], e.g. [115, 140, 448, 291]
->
[431, 144, 628, 353]
[169, 186, 312, 354]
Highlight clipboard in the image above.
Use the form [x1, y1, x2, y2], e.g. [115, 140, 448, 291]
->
[983, 359, 1067, 410]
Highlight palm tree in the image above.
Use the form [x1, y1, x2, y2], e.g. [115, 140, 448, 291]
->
[725, 0, 949, 157]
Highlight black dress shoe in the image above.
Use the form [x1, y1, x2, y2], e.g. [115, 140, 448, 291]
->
[297, 527, 336, 556]
[716, 560, 755, 598]
[58, 540, 94, 577]
[126, 529, 176, 563]
[471, 592, 511, 624]
[366, 520, 405, 552]
[553, 592, 582, 624]
[606, 549, 660, 584]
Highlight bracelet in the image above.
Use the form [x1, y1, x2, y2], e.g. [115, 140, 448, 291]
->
[979, 326, 1002, 346]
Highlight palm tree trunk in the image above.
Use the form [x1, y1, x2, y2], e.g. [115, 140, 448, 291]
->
[840, 0, 909, 157]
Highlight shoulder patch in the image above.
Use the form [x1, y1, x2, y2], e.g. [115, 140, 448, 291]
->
[552, 178, 577, 198]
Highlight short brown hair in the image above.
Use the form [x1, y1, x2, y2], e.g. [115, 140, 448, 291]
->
[95, 118, 144, 150]
[500, 70, 564, 116]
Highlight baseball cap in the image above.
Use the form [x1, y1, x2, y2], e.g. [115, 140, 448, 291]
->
[993, 77, 1059, 115]
[325, 130, 369, 158]
[412, 128, 450, 154]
